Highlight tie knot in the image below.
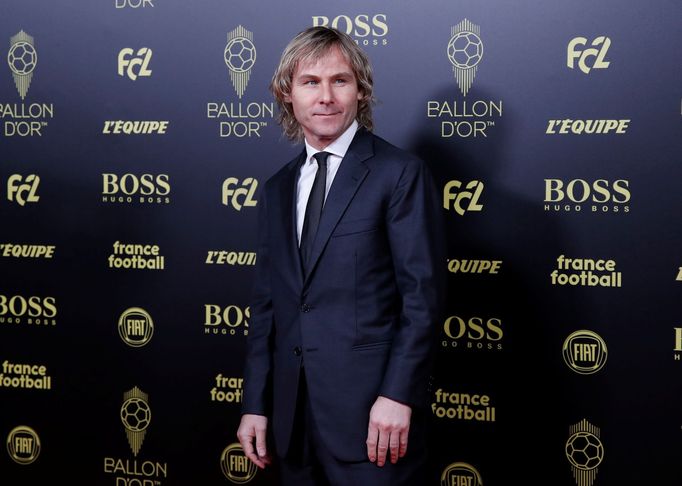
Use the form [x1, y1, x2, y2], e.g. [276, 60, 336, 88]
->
[313, 151, 330, 168]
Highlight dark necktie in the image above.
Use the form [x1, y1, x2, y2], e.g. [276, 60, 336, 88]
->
[300, 151, 330, 274]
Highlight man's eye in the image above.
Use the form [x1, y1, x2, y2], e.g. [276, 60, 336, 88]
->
[334, 78, 347, 84]
[304, 80, 318, 85]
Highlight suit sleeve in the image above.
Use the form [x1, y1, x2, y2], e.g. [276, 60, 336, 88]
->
[241, 185, 275, 416]
[379, 158, 446, 409]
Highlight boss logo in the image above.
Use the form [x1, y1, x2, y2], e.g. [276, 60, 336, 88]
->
[102, 174, 170, 195]
[443, 316, 503, 342]
[312, 14, 388, 43]
[117, 47, 153, 80]
[0, 295, 56, 318]
[545, 179, 631, 213]
[0, 295, 57, 322]
[567, 36, 611, 74]
[544, 179, 630, 208]
[204, 305, 250, 336]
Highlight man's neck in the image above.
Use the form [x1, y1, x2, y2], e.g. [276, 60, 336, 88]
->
[304, 120, 359, 157]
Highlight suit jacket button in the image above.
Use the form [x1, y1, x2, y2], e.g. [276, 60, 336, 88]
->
[293, 346, 302, 356]
[300, 304, 310, 313]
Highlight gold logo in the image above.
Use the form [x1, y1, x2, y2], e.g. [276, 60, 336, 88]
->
[224, 26, 256, 99]
[674, 328, 682, 361]
[222, 177, 258, 210]
[447, 259, 501, 275]
[566, 419, 603, 486]
[567, 37, 611, 74]
[206, 250, 256, 266]
[117, 47, 152, 80]
[562, 330, 608, 375]
[118, 307, 154, 347]
[441, 462, 482, 486]
[432, 389, 496, 422]
[544, 178, 630, 213]
[6, 425, 40, 465]
[103, 120, 168, 135]
[7, 174, 40, 205]
[546, 119, 629, 135]
[101, 173, 171, 204]
[447, 20, 482, 97]
[204, 305, 250, 336]
[109, 242, 165, 270]
[0, 360, 52, 390]
[0, 294, 57, 325]
[442, 315, 503, 351]
[8, 31, 36, 100]
[551, 255, 622, 288]
[0, 243, 55, 259]
[220, 443, 257, 483]
[211, 375, 243, 403]
[120, 386, 151, 456]
[444, 180, 484, 216]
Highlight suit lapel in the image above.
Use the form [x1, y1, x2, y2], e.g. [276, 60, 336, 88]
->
[303, 129, 373, 288]
[277, 150, 306, 289]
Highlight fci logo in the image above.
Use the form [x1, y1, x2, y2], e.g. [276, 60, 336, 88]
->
[443, 180, 483, 216]
[567, 36, 611, 74]
[222, 177, 258, 211]
[7, 174, 40, 206]
[118, 47, 152, 80]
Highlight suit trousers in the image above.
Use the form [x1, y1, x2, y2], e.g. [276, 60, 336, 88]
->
[278, 367, 428, 486]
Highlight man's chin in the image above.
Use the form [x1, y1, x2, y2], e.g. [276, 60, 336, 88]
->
[310, 128, 343, 141]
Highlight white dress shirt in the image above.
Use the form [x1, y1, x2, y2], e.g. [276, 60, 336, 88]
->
[296, 120, 359, 245]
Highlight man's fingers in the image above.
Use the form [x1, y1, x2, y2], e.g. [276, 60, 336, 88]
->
[367, 397, 412, 466]
[255, 425, 268, 458]
[376, 428, 389, 467]
[366, 424, 378, 462]
[389, 431, 400, 464]
[399, 431, 409, 458]
[236, 415, 269, 470]
[238, 432, 264, 469]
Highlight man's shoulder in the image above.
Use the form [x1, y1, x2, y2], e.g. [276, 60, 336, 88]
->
[263, 151, 304, 189]
[365, 131, 425, 173]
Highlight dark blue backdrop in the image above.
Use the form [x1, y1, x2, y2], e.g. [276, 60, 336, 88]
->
[1, 1, 680, 484]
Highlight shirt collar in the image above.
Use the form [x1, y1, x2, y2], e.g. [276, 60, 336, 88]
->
[304, 120, 359, 163]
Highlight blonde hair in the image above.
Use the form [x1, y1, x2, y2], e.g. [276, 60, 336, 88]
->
[270, 26, 375, 142]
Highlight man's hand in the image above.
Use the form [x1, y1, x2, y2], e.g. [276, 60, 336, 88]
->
[237, 414, 272, 469]
[366, 396, 412, 467]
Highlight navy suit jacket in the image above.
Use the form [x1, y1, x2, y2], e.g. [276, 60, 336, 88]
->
[242, 128, 445, 462]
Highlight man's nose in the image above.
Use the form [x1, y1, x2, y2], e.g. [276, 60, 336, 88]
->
[318, 82, 333, 104]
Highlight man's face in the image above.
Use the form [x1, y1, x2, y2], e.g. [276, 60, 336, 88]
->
[285, 46, 363, 150]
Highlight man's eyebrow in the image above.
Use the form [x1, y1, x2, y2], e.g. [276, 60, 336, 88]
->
[296, 71, 354, 79]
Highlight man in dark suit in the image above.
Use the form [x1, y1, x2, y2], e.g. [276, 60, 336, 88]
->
[237, 26, 444, 485]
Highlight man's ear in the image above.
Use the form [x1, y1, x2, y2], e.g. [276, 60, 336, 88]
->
[283, 93, 291, 103]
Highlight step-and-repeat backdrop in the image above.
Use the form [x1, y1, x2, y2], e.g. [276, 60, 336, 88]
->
[1, 0, 680, 484]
